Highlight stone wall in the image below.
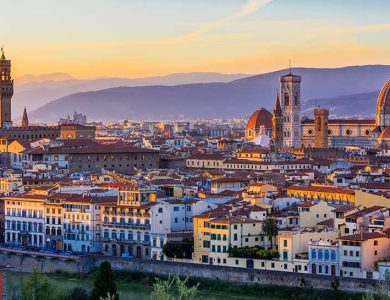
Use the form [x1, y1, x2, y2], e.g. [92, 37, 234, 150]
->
[95, 256, 383, 295]
[0, 252, 94, 273]
[0, 251, 384, 295]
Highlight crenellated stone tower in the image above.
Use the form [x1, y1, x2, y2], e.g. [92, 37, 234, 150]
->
[0, 47, 13, 128]
[314, 108, 329, 148]
[280, 72, 301, 148]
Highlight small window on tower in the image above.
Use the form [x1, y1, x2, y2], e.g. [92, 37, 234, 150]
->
[294, 96, 298, 106]
[284, 93, 290, 107]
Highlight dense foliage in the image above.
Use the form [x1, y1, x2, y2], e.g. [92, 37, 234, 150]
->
[90, 261, 119, 300]
[16, 269, 379, 300]
[21, 269, 53, 300]
[228, 246, 280, 259]
[152, 276, 199, 300]
[162, 238, 194, 259]
[262, 217, 279, 249]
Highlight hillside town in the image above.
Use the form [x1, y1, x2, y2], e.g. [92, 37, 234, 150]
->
[0, 49, 389, 287]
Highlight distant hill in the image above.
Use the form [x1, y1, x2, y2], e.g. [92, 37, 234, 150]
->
[29, 65, 390, 122]
[302, 91, 379, 119]
[13, 72, 250, 118]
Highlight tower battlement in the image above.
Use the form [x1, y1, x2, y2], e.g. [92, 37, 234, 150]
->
[0, 47, 13, 128]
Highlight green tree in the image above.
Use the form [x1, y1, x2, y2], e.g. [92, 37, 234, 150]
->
[99, 293, 117, 300]
[65, 287, 89, 300]
[21, 269, 52, 300]
[90, 261, 119, 300]
[262, 217, 279, 249]
[152, 276, 199, 300]
[162, 238, 194, 259]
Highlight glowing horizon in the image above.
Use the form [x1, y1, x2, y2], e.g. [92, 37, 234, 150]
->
[2, 0, 390, 79]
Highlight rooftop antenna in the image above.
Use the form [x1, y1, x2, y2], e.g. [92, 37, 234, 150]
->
[289, 59, 292, 74]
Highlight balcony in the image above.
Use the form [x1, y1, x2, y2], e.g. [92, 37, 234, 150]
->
[102, 221, 150, 231]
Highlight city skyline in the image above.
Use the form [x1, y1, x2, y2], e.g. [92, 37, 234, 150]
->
[2, 0, 390, 79]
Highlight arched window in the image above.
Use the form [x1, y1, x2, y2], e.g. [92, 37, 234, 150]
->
[144, 234, 150, 242]
[331, 250, 336, 260]
[284, 93, 290, 107]
[311, 249, 317, 259]
[324, 250, 329, 260]
[318, 249, 323, 260]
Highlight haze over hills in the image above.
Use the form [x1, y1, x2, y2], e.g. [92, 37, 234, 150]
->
[13, 72, 250, 117]
[28, 65, 390, 122]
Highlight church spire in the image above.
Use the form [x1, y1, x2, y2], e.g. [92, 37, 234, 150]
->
[273, 92, 282, 116]
[272, 91, 283, 152]
[22, 107, 29, 127]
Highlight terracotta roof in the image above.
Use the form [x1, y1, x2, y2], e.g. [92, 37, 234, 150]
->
[212, 177, 251, 184]
[286, 185, 354, 195]
[187, 153, 224, 160]
[358, 182, 390, 190]
[302, 119, 375, 125]
[246, 108, 272, 130]
[338, 231, 386, 241]
[23, 142, 158, 155]
[379, 127, 390, 139]
[332, 205, 355, 213]
[346, 206, 385, 219]
[317, 218, 334, 227]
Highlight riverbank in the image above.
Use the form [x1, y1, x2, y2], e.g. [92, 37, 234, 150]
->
[0, 251, 383, 296]
[8, 269, 371, 300]
[7, 271, 281, 300]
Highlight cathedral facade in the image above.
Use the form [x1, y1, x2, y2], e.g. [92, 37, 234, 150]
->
[246, 73, 390, 149]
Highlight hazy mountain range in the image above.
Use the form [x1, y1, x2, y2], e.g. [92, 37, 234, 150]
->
[13, 72, 249, 118]
[18, 65, 390, 122]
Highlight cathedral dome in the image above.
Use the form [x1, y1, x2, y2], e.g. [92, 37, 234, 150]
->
[377, 127, 390, 148]
[379, 127, 390, 139]
[377, 79, 390, 110]
[245, 108, 273, 142]
[376, 79, 390, 128]
[246, 108, 272, 130]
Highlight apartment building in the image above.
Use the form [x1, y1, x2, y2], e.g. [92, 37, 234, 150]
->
[60, 194, 111, 253]
[150, 199, 216, 260]
[3, 192, 46, 248]
[338, 232, 390, 279]
[193, 201, 269, 264]
[101, 186, 157, 258]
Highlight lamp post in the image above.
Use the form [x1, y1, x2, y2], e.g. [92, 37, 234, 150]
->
[0, 265, 12, 300]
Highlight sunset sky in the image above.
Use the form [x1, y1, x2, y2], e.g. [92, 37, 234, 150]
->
[2, 0, 390, 79]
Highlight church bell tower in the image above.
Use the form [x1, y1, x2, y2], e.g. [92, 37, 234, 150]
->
[280, 72, 301, 148]
[0, 47, 13, 128]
